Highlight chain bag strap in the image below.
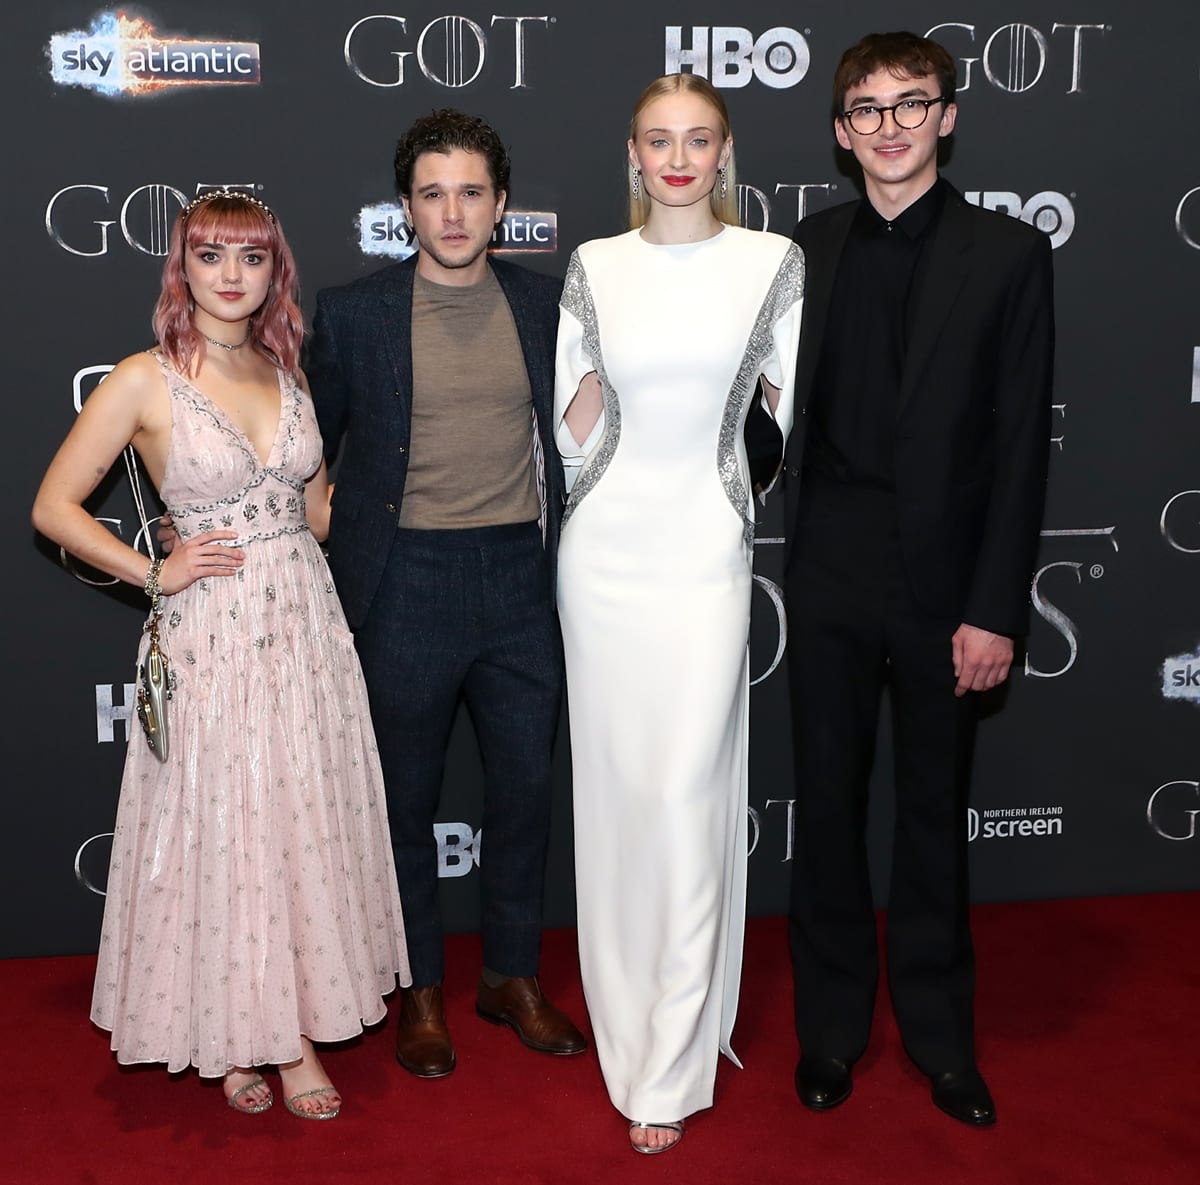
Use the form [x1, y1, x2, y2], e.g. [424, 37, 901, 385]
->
[125, 447, 172, 763]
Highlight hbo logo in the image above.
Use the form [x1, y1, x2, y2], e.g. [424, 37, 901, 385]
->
[665, 26, 809, 89]
[964, 190, 1075, 249]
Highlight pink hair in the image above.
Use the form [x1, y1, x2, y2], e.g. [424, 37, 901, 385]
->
[153, 196, 303, 375]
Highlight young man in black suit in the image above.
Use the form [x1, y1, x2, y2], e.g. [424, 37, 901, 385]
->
[307, 110, 585, 1078]
[782, 32, 1053, 1125]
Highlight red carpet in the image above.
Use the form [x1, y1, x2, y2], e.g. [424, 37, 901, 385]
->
[3, 895, 1196, 1185]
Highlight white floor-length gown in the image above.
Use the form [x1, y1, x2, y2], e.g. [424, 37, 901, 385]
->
[554, 226, 804, 1121]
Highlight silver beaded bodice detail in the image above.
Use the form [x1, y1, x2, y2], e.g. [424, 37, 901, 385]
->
[150, 355, 323, 549]
[560, 251, 621, 530]
[717, 242, 805, 548]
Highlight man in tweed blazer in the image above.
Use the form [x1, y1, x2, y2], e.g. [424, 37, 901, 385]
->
[307, 110, 584, 1078]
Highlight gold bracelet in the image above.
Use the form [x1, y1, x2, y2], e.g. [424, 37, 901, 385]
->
[144, 557, 166, 600]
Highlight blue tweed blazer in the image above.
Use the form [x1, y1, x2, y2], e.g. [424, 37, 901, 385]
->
[307, 255, 565, 630]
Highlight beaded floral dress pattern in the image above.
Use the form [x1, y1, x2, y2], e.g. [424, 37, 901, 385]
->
[90, 357, 409, 1077]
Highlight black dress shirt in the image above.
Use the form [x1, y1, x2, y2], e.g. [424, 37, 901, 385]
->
[805, 178, 948, 488]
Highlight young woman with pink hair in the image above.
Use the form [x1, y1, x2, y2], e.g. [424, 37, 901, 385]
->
[33, 191, 409, 1119]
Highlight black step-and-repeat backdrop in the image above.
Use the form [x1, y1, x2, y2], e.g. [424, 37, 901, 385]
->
[5, 2, 1197, 957]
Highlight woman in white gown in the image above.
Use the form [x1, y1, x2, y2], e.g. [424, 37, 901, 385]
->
[554, 74, 804, 1153]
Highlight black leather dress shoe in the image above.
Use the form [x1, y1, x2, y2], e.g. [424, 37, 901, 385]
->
[930, 1069, 996, 1126]
[795, 1056, 853, 1110]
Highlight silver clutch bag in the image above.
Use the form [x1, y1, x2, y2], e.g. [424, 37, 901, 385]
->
[135, 612, 172, 763]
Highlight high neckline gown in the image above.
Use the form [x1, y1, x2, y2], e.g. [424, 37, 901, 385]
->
[554, 226, 804, 1121]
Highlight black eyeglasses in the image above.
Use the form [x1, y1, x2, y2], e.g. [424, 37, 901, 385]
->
[841, 97, 946, 136]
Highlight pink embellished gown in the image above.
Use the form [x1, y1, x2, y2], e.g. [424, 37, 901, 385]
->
[90, 353, 409, 1077]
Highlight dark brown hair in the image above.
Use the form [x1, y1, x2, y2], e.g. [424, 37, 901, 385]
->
[832, 31, 957, 116]
[393, 108, 511, 197]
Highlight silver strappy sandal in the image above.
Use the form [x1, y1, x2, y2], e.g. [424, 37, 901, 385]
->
[629, 1120, 684, 1154]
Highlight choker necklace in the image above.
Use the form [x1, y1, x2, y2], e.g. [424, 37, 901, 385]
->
[199, 328, 251, 352]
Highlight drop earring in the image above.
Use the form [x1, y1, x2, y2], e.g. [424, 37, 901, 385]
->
[718, 166, 728, 200]
[631, 168, 641, 199]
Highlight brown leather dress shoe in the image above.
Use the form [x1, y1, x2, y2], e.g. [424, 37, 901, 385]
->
[395, 984, 456, 1078]
[475, 976, 587, 1055]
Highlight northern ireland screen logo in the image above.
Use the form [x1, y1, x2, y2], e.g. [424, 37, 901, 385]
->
[49, 12, 261, 96]
[968, 805, 1064, 842]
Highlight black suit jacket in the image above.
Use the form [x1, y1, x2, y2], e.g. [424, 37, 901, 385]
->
[783, 184, 1054, 637]
[306, 255, 565, 630]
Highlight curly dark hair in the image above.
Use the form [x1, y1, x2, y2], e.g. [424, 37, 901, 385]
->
[393, 109, 511, 197]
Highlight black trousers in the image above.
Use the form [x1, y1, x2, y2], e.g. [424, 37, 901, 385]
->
[785, 480, 977, 1075]
[352, 522, 563, 987]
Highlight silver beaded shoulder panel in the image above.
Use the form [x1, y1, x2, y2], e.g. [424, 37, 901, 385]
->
[560, 250, 621, 530]
[717, 241, 805, 549]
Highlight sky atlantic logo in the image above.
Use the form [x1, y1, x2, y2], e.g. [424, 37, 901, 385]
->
[1162, 647, 1200, 706]
[925, 22, 1107, 93]
[48, 12, 261, 96]
[968, 806, 1064, 842]
[964, 190, 1075, 249]
[344, 14, 551, 88]
[665, 26, 810, 88]
[358, 203, 557, 257]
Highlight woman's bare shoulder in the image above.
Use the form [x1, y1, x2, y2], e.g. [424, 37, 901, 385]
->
[94, 349, 170, 403]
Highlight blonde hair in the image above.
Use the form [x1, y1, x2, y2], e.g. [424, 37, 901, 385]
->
[627, 73, 739, 230]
